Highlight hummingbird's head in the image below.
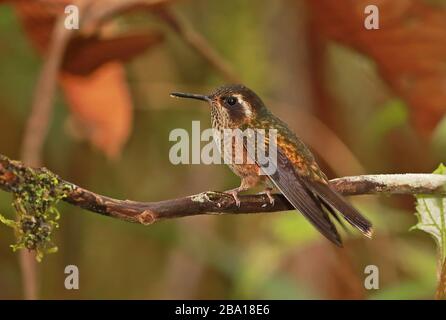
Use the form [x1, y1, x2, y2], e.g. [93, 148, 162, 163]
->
[171, 84, 266, 127]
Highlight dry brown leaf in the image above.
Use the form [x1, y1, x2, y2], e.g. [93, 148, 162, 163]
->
[306, 0, 446, 136]
[11, 0, 165, 157]
[13, 1, 60, 54]
[63, 31, 164, 75]
[60, 62, 133, 159]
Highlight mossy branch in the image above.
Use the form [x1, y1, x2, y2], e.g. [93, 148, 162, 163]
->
[1, 154, 446, 223]
[1, 153, 446, 227]
[0, 155, 72, 261]
[1, 152, 446, 268]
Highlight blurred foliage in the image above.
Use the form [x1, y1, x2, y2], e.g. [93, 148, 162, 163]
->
[0, 0, 446, 299]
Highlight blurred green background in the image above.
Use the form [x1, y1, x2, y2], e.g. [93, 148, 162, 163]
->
[0, 0, 445, 299]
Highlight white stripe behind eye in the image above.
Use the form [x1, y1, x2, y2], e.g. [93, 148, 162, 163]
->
[233, 94, 253, 118]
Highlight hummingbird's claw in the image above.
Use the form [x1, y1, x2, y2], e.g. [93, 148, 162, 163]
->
[231, 191, 241, 207]
[225, 189, 241, 207]
[260, 187, 275, 206]
[266, 193, 275, 206]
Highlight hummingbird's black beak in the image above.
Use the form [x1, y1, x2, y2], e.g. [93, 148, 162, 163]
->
[170, 92, 211, 102]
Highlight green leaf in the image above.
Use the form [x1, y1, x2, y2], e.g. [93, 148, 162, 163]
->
[413, 164, 446, 263]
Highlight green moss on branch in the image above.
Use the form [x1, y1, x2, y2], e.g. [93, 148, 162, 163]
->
[0, 155, 72, 261]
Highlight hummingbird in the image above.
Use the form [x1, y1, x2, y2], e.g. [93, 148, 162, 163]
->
[170, 84, 372, 246]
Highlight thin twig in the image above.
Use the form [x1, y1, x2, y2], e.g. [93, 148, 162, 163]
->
[1, 154, 445, 226]
[20, 13, 73, 167]
[18, 11, 74, 300]
[80, 1, 241, 82]
[155, 7, 241, 83]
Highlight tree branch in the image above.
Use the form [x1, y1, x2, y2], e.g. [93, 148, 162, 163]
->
[0, 154, 445, 226]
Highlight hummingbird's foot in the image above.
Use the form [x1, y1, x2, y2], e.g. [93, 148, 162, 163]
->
[259, 187, 275, 206]
[224, 188, 241, 207]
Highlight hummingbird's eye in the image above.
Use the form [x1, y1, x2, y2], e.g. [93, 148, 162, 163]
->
[225, 96, 237, 106]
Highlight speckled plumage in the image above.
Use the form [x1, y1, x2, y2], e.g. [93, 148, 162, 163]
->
[209, 85, 326, 184]
[171, 84, 373, 246]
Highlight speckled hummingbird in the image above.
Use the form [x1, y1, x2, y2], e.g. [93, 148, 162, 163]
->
[171, 84, 372, 246]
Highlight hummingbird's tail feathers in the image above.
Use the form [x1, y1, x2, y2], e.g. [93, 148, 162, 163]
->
[303, 180, 373, 238]
[318, 196, 352, 235]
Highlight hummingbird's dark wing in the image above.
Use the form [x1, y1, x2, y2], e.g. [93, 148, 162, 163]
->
[260, 146, 343, 246]
[248, 133, 372, 245]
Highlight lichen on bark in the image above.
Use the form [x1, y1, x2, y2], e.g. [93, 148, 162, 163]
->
[0, 158, 71, 261]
